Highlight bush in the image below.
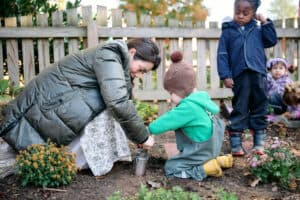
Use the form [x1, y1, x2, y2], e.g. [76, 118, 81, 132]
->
[134, 99, 158, 125]
[246, 137, 300, 189]
[16, 140, 78, 187]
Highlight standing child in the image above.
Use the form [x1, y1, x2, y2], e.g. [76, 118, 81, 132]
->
[217, 0, 277, 156]
[149, 51, 232, 181]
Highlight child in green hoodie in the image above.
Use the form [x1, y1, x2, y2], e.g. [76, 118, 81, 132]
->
[149, 51, 232, 181]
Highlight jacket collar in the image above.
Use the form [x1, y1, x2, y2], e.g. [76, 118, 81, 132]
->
[223, 18, 257, 31]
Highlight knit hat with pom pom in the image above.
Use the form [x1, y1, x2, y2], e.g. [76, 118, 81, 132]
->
[163, 51, 196, 98]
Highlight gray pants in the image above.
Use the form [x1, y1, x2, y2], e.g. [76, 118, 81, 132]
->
[165, 116, 225, 181]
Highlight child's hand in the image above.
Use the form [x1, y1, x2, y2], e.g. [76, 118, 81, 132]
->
[254, 13, 267, 24]
[224, 78, 234, 88]
[141, 135, 155, 150]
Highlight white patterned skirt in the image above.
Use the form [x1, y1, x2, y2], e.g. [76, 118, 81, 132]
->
[68, 110, 132, 176]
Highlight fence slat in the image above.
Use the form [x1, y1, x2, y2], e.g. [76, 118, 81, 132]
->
[209, 40, 219, 89]
[140, 14, 151, 27]
[52, 11, 65, 62]
[196, 39, 207, 89]
[67, 8, 79, 54]
[5, 17, 19, 86]
[156, 39, 166, 90]
[111, 9, 123, 27]
[21, 15, 35, 84]
[96, 6, 108, 27]
[81, 6, 93, 48]
[37, 14, 50, 72]
[154, 16, 165, 27]
[182, 39, 193, 68]
[125, 12, 137, 27]
[96, 6, 108, 45]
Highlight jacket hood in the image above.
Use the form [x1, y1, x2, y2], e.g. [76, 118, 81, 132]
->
[101, 40, 129, 65]
[182, 91, 219, 114]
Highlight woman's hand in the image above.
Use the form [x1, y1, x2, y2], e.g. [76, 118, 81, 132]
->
[141, 135, 155, 150]
[224, 78, 234, 88]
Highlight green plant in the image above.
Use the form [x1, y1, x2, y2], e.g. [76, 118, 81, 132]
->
[16, 140, 78, 187]
[107, 184, 201, 200]
[213, 188, 238, 200]
[134, 99, 158, 124]
[246, 137, 300, 189]
[0, 79, 11, 103]
[0, 79, 24, 104]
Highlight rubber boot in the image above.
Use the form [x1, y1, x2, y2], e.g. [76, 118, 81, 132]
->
[203, 159, 222, 177]
[253, 130, 266, 155]
[216, 154, 233, 168]
[230, 132, 244, 156]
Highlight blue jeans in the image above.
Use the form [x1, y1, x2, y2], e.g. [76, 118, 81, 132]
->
[228, 70, 268, 132]
[268, 92, 287, 114]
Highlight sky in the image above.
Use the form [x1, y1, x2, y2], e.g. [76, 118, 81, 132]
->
[79, 0, 299, 23]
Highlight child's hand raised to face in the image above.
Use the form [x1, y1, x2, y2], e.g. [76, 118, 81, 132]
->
[254, 13, 267, 24]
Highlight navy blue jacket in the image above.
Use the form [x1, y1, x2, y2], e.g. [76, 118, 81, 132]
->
[217, 19, 277, 80]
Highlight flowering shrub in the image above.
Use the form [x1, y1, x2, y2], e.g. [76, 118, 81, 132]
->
[16, 140, 78, 187]
[246, 137, 300, 189]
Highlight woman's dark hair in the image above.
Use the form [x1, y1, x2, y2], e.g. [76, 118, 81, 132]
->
[234, 0, 261, 12]
[127, 38, 161, 70]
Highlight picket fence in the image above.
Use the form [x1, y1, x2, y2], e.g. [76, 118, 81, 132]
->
[0, 5, 299, 101]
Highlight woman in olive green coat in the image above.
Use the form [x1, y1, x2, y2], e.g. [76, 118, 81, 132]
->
[0, 38, 160, 151]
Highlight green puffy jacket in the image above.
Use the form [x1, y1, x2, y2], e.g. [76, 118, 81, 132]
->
[0, 40, 149, 150]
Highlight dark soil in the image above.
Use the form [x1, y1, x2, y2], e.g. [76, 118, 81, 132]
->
[0, 123, 300, 200]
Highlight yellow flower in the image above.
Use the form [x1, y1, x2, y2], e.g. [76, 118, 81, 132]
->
[31, 154, 38, 161]
[33, 162, 38, 169]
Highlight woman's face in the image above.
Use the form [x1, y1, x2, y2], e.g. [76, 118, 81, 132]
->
[233, 1, 254, 26]
[129, 48, 154, 79]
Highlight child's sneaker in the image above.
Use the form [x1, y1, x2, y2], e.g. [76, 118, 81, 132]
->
[216, 154, 233, 168]
[203, 159, 222, 177]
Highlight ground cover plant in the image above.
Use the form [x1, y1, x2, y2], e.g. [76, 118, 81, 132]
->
[246, 137, 300, 189]
[16, 140, 78, 187]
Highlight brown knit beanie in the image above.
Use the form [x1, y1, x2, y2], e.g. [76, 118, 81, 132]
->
[163, 51, 196, 98]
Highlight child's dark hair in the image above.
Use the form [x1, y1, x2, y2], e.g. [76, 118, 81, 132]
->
[127, 38, 161, 70]
[283, 82, 300, 106]
[234, 0, 261, 12]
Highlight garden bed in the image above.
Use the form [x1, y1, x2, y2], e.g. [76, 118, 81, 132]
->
[0, 122, 300, 200]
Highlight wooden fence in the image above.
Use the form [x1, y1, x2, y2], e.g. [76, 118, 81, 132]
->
[0, 5, 299, 101]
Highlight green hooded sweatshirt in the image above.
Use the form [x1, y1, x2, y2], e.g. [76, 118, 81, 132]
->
[149, 91, 219, 142]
